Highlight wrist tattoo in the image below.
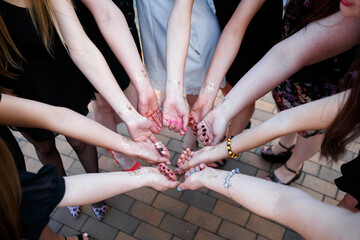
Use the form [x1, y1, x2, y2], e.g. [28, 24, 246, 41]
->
[120, 137, 131, 149]
[168, 78, 181, 86]
[221, 98, 232, 111]
[135, 69, 147, 83]
[128, 169, 141, 178]
[207, 169, 219, 179]
[203, 82, 215, 93]
[118, 105, 133, 116]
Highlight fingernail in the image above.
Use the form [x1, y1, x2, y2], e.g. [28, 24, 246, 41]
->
[161, 166, 166, 170]
[195, 168, 199, 172]
[177, 187, 182, 191]
[168, 119, 171, 124]
[187, 172, 191, 176]
[170, 173, 173, 176]
[177, 121, 182, 127]
[202, 133, 206, 136]
[201, 125, 205, 128]
[191, 170, 195, 173]
[180, 132, 185, 136]
[205, 139, 209, 142]
[172, 119, 177, 124]
[202, 129, 206, 132]
[158, 148, 163, 152]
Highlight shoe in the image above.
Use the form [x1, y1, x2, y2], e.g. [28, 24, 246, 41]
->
[64, 233, 88, 240]
[207, 159, 227, 169]
[245, 121, 251, 129]
[92, 200, 107, 221]
[266, 162, 303, 185]
[261, 142, 295, 163]
[67, 205, 82, 219]
[109, 150, 142, 171]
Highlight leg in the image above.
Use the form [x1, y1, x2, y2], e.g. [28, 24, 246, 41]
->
[21, 132, 65, 177]
[272, 133, 324, 184]
[338, 193, 360, 212]
[227, 103, 255, 137]
[183, 94, 198, 150]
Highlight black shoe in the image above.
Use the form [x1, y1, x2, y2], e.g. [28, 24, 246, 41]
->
[261, 142, 295, 163]
[266, 162, 303, 185]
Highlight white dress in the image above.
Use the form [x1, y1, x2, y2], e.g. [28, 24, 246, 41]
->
[136, 0, 223, 95]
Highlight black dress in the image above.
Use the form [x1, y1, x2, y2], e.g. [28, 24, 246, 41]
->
[213, 0, 283, 86]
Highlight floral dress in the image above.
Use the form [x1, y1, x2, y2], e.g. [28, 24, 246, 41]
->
[272, 0, 358, 138]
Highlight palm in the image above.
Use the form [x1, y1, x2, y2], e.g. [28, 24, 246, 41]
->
[127, 116, 157, 142]
[138, 89, 162, 133]
[162, 96, 189, 133]
[197, 110, 228, 146]
[189, 99, 213, 131]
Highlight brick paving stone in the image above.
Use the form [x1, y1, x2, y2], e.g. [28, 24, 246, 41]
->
[58, 225, 81, 237]
[323, 196, 339, 206]
[308, 152, 331, 167]
[223, 159, 258, 177]
[252, 109, 274, 122]
[114, 231, 137, 240]
[154, 134, 171, 146]
[184, 206, 222, 232]
[345, 141, 360, 154]
[162, 187, 183, 199]
[125, 187, 158, 205]
[51, 207, 88, 231]
[103, 208, 140, 234]
[167, 139, 184, 153]
[318, 166, 342, 183]
[255, 100, 275, 113]
[250, 119, 262, 128]
[292, 184, 324, 201]
[17, 139, 28, 148]
[134, 222, 172, 240]
[170, 152, 181, 165]
[256, 169, 269, 179]
[246, 214, 285, 240]
[256, 235, 270, 240]
[49, 219, 63, 233]
[55, 138, 73, 156]
[180, 190, 217, 212]
[172, 237, 182, 240]
[261, 92, 275, 104]
[129, 201, 165, 226]
[331, 159, 347, 172]
[283, 229, 305, 240]
[22, 142, 38, 159]
[208, 190, 241, 207]
[117, 123, 130, 137]
[152, 193, 189, 218]
[302, 174, 338, 198]
[25, 158, 43, 173]
[212, 200, 250, 226]
[218, 220, 257, 240]
[81, 217, 118, 240]
[336, 190, 346, 201]
[159, 214, 197, 240]
[194, 228, 226, 240]
[107, 194, 135, 213]
[240, 152, 272, 171]
[303, 161, 320, 176]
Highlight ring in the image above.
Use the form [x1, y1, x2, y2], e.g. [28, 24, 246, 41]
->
[155, 142, 161, 146]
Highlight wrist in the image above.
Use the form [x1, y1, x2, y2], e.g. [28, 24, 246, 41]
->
[166, 78, 184, 95]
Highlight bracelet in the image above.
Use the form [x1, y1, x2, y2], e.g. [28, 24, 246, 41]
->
[226, 136, 239, 158]
[224, 168, 240, 199]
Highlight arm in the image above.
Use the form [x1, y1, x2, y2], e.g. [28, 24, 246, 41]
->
[80, 0, 162, 132]
[162, 0, 194, 135]
[0, 94, 170, 164]
[179, 91, 348, 169]
[50, 0, 157, 142]
[198, 11, 360, 145]
[178, 165, 360, 240]
[189, 0, 265, 128]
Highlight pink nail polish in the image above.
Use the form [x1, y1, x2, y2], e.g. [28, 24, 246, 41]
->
[172, 119, 177, 124]
[185, 127, 187, 133]
[177, 121, 182, 127]
[180, 132, 185, 136]
[168, 119, 171, 124]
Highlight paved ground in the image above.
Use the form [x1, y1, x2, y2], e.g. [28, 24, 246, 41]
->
[14, 91, 359, 240]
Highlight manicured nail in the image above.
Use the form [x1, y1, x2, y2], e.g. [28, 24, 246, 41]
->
[201, 125, 205, 128]
[177, 187, 182, 191]
[168, 119, 171, 124]
[202, 133, 206, 136]
[202, 129, 206, 132]
[191, 170, 195, 173]
[195, 168, 199, 172]
[172, 119, 177, 124]
[180, 132, 185, 136]
[170, 173, 173, 176]
[177, 121, 182, 127]
[205, 139, 209, 142]
[161, 166, 166, 170]
[187, 172, 191, 176]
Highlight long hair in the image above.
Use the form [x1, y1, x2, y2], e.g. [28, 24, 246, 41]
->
[0, 138, 22, 240]
[0, 0, 65, 78]
[284, 0, 340, 36]
[321, 57, 360, 160]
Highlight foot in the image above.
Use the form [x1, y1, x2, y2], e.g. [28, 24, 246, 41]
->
[265, 162, 303, 185]
[92, 200, 107, 221]
[261, 142, 295, 163]
[63, 233, 89, 240]
[67, 206, 81, 219]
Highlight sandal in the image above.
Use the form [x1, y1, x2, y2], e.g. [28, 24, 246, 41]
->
[266, 162, 303, 185]
[109, 150, 142, 171]
[92, 200, 107, 221]
[67, 205, 81, 219]
[261, 142, 295, 163]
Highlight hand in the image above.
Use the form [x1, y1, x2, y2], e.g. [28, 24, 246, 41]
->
[177, 163, 209, 191]
[188, 95, 214, 132]
[138, 141, 171, 165]
[162, 95, 189, 135]
[126, 115, 158, 142]
[177, 145, 227, 171]
[138, 87, 163, 134]
[196, 109, 229, 146]
[140, 165, 180, 191]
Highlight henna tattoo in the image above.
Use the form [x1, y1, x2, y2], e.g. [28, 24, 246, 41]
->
[203, 82, 215, 93]
[118, 105, 133, 116]
[221, 98, 232, 111]
[120, 137, 131, 149]
[128, 170, 141, 178]
[135, 69, 147, 83]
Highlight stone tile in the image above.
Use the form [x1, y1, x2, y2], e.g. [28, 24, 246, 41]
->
[308, 152, 331, 167]
[114, 231, 137, 240]
[194, 228, 225, 240]
[162, 187, 183, 199]
[125, 187, 158, 205]
[303, 160, 320, 176]
[159, 128, 184, 141]
[159, 214, 197, 240]
[283, 229, 304, 240]
[152, 193, 189, 218]
[180, 190, 217, 212]
[55, 138, 73, 156]
[208, 190, 241, 207]
[51, 207, 88, 231]
[58, 225, 81, 237]
[107, 194, 135, 213]
[331, 159, 347, 172]
[292, 184, 324, 201]
[116, 123, 130, 137]
[25, 158, 43, 173]
[103, 208, 140, 234]
[212, 200, 250, 226]
[218, 220, 257, 240]
[134, 222, 172, 240]
[252, 109, 274, 122]
[255, 100, 275, 113]
[223, 159, 258, 177]
[345, 141, 360, 154]
[240, 152, 272, 171]
[336, 190, 346, 201]
[302, 175, 338, 198]
[323, 196, 339, 206]
[256, 235, 270, 240]
[172, 237, 182, 240]
[98, 155, 122, 172]
[129, 201, 165, 226]
[171, 152, 181, 166]
[155, 134, 171, 146]
[318, 166, 342, 183]
[246, 214, 285, 240]
[261, 92, 275, 104]
[250, 119, 263, 128]
[81, 217, 118, 240]
[49, 219, 63, 233]
[21, 142, 38, 160]
[184, 206, 221, 232]
[167, 139, 184, 153]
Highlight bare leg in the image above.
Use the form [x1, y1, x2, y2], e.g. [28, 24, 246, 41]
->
[183, 94, 198, 150]
[227, 104, 255, 137]
[273, 133, 324, 184]
[338, 193, 360, 212]
[267, 132, 297, 155]
[21, 132, 65, 177]
[39, 225, 89, 240]
[66, 137, 98, 173]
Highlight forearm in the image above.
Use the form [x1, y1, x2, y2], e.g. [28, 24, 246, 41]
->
[165, 0, 193, 96]
[60, 171, 151, 206]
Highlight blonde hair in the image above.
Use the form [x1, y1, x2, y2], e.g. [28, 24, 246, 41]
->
[0, 0, 66, 78]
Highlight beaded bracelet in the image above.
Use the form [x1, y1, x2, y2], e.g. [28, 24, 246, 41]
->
[226, 136, 239, 158]
[224, 168, 240, 199]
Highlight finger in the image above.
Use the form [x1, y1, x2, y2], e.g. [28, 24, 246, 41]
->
[156, 108, 163, 123]
[168, 118, 177, 131]
[149, 134, 158, 143]
[163, 118, 170, 127]
[180, 114, 188, 136]
[167, 171, 177, 181]
[152, 112, 162, 129]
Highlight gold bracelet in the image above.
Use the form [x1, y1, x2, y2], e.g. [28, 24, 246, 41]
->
[226, 136, 239, 158]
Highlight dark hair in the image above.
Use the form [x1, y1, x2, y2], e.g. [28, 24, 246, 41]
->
[321, 57, 360, 160]
[285, 0, 340, 36]
[0, 138, 22, 240]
